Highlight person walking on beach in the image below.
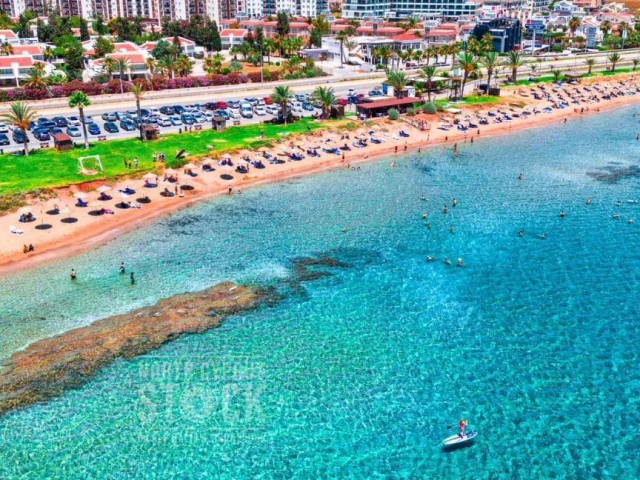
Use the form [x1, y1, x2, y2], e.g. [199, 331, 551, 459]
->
[70, 269, 77, 280]
[130, 272, 135, 285]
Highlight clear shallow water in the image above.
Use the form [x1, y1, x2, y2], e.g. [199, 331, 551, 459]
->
[1, 108, 640, 478]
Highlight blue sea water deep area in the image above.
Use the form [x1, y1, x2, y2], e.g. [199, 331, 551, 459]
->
[0, 107, 639, 479]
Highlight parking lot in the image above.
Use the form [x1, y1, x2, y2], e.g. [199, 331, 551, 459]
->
[0, 92, 341, 154]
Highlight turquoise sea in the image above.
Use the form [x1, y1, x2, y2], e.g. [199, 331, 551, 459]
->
[1, 107, 639, 479]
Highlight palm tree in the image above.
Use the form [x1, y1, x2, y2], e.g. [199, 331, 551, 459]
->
[282, 56, 302, 75]
[585, 58, 596, 75]
[24, 67, 48, 89]
[270, 85, 292, 124]
[454, 51, 478, 98]
[0, 41, 12, 56]
[263, 38, 276, 64]
[375, 45, 393, 67]
[176, 56, 193, 77]
[311, 86, 337, 119]
[480, 51, 499, 90]
[568, 17, 581, 37]
[385, 70, 409, 98]
[115, 58, 130, 94]
[600, 20, 611, 37]
[608, 52, 621, 72]
[131, 84, 145, 141]
[1, 102, 36, 156]
[102, 56, 116, 80]
[68, 91, 91, 149]
[145, 57, 157, 77]
[418, 65, 438, 101]
[551, 69, 563, 83]
[158, 57, 176, 79]
[504, 50, 527, 83]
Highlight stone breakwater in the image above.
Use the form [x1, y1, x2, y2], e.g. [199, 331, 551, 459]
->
[0, 282, 272, 416]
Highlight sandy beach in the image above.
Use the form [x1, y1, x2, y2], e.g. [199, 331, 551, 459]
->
[2, 73, 640, 275]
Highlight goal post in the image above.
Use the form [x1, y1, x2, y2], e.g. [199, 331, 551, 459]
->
[77, 155, 103, 175]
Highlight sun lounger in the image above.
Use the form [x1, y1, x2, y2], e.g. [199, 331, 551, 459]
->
[10, 225, 23, 234]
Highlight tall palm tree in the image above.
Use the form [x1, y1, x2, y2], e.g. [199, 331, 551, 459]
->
[584, 58, 596, 75]
[282, 55, 301, 74]
[131, 84, 145, 141]
[600, 20, 611, 37]
[115, 58, 131, 94]
[1, 102, 36, 156]
[145, 57, 157, 77]
[102, 56, 116, 80]
[311, 86, 337, 119]
[608, 52, 621, 72]
[503, 50, 527, 83]
[480, 51, 499, 90]
[454, 51, 478, 98]
[418, 65, 438, 101]
[270, 85, 292, 124]
[68, 91, 91, 149]
[157, 57, 176, 79]
[385, 70, 409, 98]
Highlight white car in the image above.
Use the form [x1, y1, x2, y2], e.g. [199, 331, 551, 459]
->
[292, 105, 304, 113]
[266, 105, 280, 115]
[227, 109, 241, 119]
[204, 112, 213, 121]
[149, 108, 160, 116]
[157, 117, 172, 127]
[0, 122, 8, 133]
[254, 106, 266, 116]
[67, 116, 81, 126]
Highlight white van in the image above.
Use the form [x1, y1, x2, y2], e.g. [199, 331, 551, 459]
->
[240, 102, 253, 119]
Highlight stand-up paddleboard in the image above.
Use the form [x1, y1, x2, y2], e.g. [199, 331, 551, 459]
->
[442, 430, 478, 449]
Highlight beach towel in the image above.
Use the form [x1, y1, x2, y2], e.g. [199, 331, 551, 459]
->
[10, 225, 24, 234]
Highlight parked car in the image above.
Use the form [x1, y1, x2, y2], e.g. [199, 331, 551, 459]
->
[170, 116, 183, 126]
[67, 116, 81, 126]
[227, 109, 241, 119]
[0, 122, 8, 133]
[214, 109, 229, 120]
[159, 106, 175, 115]
[263, 97, 272, 105]
[302, 103, 314, 112]
[217, 101, 228, 109]
[114, 111, 129, 120]
[48, 127, 63, 135]
[67, 126, 81, 137]
[181, 115, 195, 125]
[84, 115, 94, 124]
[266, 105, 280, 115]
[240, 102, 253, 118]
[104, 122, 119, 133]
[157, 117, 172, 127]
[87, 123, 101, 135]
[244, 97, 258, 106]
[254, 106, 266, 116]
[101, 112, 116, 122]
[368, 90, 383, 97]
[173, 105, 186, 114]
[149, 108, 160, 116]
[0, 133, 10, 145]
[12, 129, 29, 143]
[38, 118, 56, 129]
[33, 128, 51, 141]
[120, 120, 136, 131]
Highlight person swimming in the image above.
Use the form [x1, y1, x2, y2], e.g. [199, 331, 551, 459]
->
[449, 226, 455, 234]
[422, 213, 427, 219]
[452, 198, 458, 208]
[586, 197, 591, 205]
[518, 229, 524, 237]
[425, 222, 432, 229]
[70, 269, 77, 280]
[456, 258, 464, 267]
[444, 258, 452, 266]
[119, 262, 125, 274]
[560, 210, 566, 218]
[517, 173, 523, 180]
[442, 205, 448, 214]
[130, 272, 135, 285]
[427, 256, 436, 262]
[613, 213, 620, 219]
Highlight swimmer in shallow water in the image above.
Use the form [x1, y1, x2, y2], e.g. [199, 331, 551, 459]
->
[518, 229, 524, 237]
[444, 258, 452, 266]
[457, 258, 464, 267]
[449, 226, 456, 234]
[560, 210, 566, 218]
[427, 256, 436, 262]
[442, 205, 448, 214]
[613, 213, 620, 219]
[452, 198, 458, 208]
[586, 197, 591, 205]
[422, 213, 427, 219]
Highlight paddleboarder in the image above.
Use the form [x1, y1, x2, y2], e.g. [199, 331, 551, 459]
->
[458, 418, 468, 438]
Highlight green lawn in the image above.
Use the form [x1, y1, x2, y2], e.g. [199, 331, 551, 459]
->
[0, 118, 323, 195]
[461, 95, 500, 105]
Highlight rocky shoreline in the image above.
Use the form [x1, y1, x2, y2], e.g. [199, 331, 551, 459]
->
[0, 282, 272, 416]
